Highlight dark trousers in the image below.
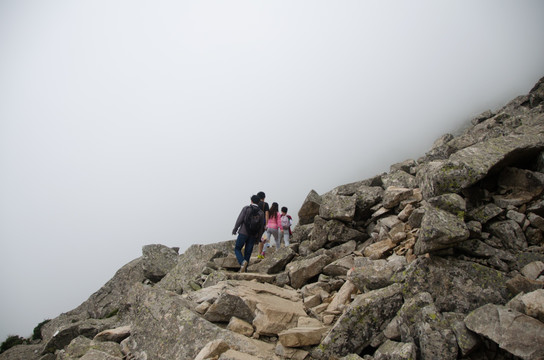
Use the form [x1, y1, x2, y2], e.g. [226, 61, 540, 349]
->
[234, 233, 256, 265]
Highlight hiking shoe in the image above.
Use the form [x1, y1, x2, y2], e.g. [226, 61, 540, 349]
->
[257, 254, 264, 259]
[240, 260, 248, 273]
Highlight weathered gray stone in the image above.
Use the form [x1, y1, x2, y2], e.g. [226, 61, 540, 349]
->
[310, 216, 365, 251]
[403, 257, 511, 313]
[274, 343, 309, 360]
[93, 325, 131, 343]
[443, 312, 480, 357]
[325, 240, 358, 262]
[454, 239, 515, 262]
[349, 186, 384, 219]
[247, 246, 295, 274]
[397, 203, 414, 222]
[506, 274, 544, 296]
[204, 292, 255, 324]
[227, 317, 254, 337]
[528, 212, 544, 231]
[428, 193, 466, 216]
[313, 283, 403, 359]
[0, 344, 42, 360]
[507, 209, 527, 224]
[488, 220, 528, 251]
[79, 349, 122, 360]
[349, 256, 407, 291]
[290, 223, 313, 244]
[414, 205, 469, 255]
[278, 326, 327, 347]
[497, 167, 544, 198]
[126, 283, 276, 360]
[407, 207, 425, 228]
[214, 256, 241, 270]
[298, 190, 322, 225]
[382, 187, 414, 209]
[41, 318, 118, 355]
[416, 129, 544, 199]
[158, 240, 235, 294]
[465, 304, 544, 360]
[319, 193, 357, 222]
[142, 244, 179, 282]
[382, 171, 417, 189]
[507, 289, 544, 322]
[326, 280, 357, 313]
[528, 199, 544, 217]
[194, 339, 230, 360]
[423, 133, 455, 161]
[323, 254, 355, 276]
[521, 261, 544, 280]
[390, 159, 417, 174]
[363, 238, 396, 260]
[57, 336, 124, 359]
[525, 226, 544, 246]
[467, 203, 503, 224]
[374, 340, 416, 360]
[287, 254, 331, 289]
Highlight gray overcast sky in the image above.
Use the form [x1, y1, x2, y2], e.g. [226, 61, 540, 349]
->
[1, 1, 543, 340]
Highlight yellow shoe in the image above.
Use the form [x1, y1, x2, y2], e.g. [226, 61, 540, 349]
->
[257, 254, 264, 259]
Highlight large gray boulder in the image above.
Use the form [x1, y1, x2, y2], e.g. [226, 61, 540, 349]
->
[248, 246, 296, 274]
[381, 170, 417, 189]
[414, 205, 469, 255]
[373, 340, 417, 360]
[488, 220, 528, 251]
[142, 244, 179, 282]
[126, 283, 277, 359]
[416, 128, 544, 199]
[319, 193, 357, 222]
[0, 344, 42, 360]
[403, 257, 511, 313]
[286, 254, 331, 289]
[394, 292, 457, 360]
[158, 240, 235, 294]
[41, 317, 119, 355]
[312, 283, 403, 359]
[465, 304, 544, 360]
[348, 255, 407, 291]
[298, 190, 322, 225]
[310, 216, 365, 251]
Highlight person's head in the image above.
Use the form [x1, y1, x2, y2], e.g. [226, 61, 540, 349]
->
[281, 206, 288, 214]
[250, 195, 260, 204]
[270, 202, 279, 215]
[257, 191, 266, 201]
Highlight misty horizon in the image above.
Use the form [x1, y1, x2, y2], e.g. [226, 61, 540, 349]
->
[1, 0, 544, 341]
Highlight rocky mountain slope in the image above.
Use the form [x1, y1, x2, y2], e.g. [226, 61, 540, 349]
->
[2, 77, 544, 360]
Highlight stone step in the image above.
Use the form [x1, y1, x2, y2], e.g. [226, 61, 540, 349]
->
[225, 272, 276, 284]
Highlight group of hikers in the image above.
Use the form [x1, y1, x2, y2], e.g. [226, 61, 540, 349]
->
[232, 191, 293, 273]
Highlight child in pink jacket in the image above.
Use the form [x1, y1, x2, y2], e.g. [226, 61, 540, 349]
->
[264, 202, 283, 248]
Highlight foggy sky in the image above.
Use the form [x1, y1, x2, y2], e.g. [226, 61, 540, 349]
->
[1, 1, 543, 341]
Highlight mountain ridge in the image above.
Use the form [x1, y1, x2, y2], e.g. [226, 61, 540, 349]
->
[2, 76, 544, 360]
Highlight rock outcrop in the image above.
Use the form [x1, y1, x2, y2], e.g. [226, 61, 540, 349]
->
[2, 76, 544, 360]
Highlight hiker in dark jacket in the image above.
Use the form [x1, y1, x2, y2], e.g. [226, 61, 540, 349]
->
[232, 195, 265, 273]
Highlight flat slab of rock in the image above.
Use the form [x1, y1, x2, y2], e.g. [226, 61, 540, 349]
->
[465, 304, 544, 360]
[226, 272, 276, 283]
[416, 130, 544, 198]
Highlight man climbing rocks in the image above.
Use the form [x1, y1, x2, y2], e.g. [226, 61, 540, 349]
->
[232, 194, 265, 272]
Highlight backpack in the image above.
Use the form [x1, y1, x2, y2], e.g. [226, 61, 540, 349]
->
[245, 206, 263, 237]
[281, 214, 291, 229]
